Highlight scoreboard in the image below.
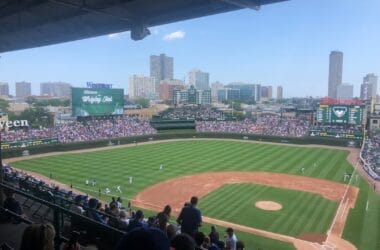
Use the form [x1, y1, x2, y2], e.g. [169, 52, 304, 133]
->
[317, 105, 364, 125]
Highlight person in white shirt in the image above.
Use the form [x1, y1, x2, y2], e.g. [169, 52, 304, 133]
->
[225, 227, 238, 250]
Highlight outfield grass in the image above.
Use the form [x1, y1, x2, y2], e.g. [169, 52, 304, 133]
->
[198, 183, 338, 236]
[10, 140, 380, 250]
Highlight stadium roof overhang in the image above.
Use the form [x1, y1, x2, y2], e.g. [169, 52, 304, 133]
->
[0, 0, 288, 53]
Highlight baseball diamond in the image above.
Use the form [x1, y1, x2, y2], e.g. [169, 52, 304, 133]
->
[6, 139, 380, 250]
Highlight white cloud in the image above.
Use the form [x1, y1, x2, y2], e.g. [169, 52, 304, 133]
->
[163, 30, 185, 41]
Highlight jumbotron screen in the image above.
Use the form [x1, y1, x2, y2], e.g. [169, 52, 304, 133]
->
[72, 88, 124, 117]
[316, 104, 364, 125]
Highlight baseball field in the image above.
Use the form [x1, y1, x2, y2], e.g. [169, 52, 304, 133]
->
[7, 139, 380, 250]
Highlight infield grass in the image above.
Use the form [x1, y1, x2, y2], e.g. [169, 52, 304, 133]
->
[10, 140, 380, 250]
[198, 183, 338, 236]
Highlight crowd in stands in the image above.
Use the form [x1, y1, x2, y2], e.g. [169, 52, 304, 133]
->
[361, 134, 380, 180]
[1, 165, 245, 250]
[197, 116, 309, 137]
[1, 116, 157, 143]
[160, 107, 225, 121]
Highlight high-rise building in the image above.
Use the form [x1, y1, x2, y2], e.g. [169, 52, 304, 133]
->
[328, 51, 343, 98]
[277, 86, 283, 99]
[128, 75, 156, 100]
[337, 83, 353, 100]
[217, 88, 240, 102]
[188, 69, 210, 90]
[225, 83, 261, 102]
[261, 86, 272, 100]
[211, 82, 224, 102]
[360, 73, 378, 100]
[15, 81, 32, 99]
[158, 79, 184, 101]
[0, 82, 9, 97]
[150, 54, 173, 82]
[40, 82, 71, 97]
[173, 85, 211, 105]
[360, 83, 370, 101]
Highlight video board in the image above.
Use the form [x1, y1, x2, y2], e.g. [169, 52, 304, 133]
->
[317, 105, 364, 125]
[72, 88, 124, 117]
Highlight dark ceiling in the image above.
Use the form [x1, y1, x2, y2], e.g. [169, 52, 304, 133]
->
[0, 0, 287, 53]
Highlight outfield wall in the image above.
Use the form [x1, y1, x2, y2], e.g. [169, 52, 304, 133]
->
[1, 132, 360, 159]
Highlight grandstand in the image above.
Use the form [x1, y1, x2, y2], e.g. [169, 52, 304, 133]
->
[1, 1, 380, 249]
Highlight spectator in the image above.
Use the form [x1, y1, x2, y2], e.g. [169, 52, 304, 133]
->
[116, 227, 170, 250]
[116, 197, 123, 209]
[126, 210, 145, 232]
[1, 116, 157, 144]
[20, 223, 55, 250]
[85, 198, 105, 224]
[107, 203, 120, 228]
[225, 228, 238, 250]
[171, 233, 196, 250]
[196, 116, 310, 138]
[70, 195, 84, 215]
[156, 205, 171, 232]
[236, 241, 245, 250]
[208, 225, 220, 245]
[177, 196, 202, 237]
[203, 236, 220, 250]
[166, 224, 178, 240]
[119, 210, 129, 231]
[194, 232, 206, 250]
[2, 189, 23, 223]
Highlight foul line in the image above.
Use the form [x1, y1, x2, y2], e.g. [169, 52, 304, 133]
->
[326, 159, 360, 241]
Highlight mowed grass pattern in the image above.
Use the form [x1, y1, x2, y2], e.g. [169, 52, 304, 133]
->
[10, 140, 380, 250]
[198, 183, 338, 236]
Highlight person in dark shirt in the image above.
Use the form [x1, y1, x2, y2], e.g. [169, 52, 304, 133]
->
[209, 225, 220, 244]
[85, 198, 105, 224]
[177, 196, 202, 238]
[3, 190, 23, 223]
[156, 205, 171, 232]
[126, 210, 145, 232]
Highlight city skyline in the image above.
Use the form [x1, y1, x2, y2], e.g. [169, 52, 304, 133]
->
[0, 0, 379, 98]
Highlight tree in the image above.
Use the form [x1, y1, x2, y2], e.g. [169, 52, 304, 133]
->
[0, 98, 9, 113]
[18, 107, 54, 128]
[133, 98, 150, 108]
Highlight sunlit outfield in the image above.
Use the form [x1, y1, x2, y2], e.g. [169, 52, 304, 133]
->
[10, 140, 380, 250]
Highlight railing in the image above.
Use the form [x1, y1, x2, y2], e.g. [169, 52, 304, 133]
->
[0, 183, 125, 250]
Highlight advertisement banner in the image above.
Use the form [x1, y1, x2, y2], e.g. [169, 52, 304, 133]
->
[1, 138, 59, 149]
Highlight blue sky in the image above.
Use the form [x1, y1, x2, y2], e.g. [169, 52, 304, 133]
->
[1, 0, 379, 98]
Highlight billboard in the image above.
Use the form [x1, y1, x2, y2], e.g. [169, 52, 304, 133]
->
[317, 105, 364, 125]
[72, 88, 124, 117]
[1, 138, 59, 149]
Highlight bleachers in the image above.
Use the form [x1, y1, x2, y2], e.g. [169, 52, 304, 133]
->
[1, 170, 126, 250]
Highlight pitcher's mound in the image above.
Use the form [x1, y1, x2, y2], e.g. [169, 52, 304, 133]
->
[255, 201, 282, 211]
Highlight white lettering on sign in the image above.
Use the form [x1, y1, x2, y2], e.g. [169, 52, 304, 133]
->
[0, 120, 29, 129]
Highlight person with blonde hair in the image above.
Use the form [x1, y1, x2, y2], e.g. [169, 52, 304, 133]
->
[20, 223, 55, 250]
